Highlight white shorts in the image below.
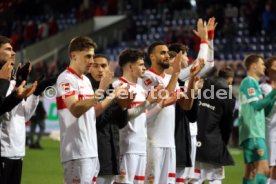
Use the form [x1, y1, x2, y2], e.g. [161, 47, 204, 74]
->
[176, 136, 200, 183]
[145, 147, 176, 184]
[195, 162, 224, 181]
[63, 157, 99, 184]
[267, 140, 276, 166]
[96, 175, 115, 184]
[114, 153, 146, 184]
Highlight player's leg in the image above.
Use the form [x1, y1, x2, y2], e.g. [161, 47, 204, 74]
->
[62, 157, 98, 184]
[254, 138, 269, 184]
[176, 167, 185, 184]
[115, 154, 137, 184]
[160, 148, 176, 184]
[200, 163, 224, 184]
[183, 135, 199, 183]
[133, 154, 146, 184]
[96, 175, 115, 184]
[36, 120, 45, 148]
[29, 120, 37, 148]
[242, 138, 257, 184]
[270, 166, 276, 184]
[145, 147, 163, 184]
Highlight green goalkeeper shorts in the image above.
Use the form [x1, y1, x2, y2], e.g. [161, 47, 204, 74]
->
[241, 138, 268, 163]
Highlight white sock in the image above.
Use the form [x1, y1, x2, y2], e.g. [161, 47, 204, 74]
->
[267, 178, 270, 184]
[270, 178, 276, 184]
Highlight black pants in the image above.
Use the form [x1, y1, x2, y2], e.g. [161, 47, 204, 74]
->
[0, 157, 23, 184]
[30, 120, 45, 146]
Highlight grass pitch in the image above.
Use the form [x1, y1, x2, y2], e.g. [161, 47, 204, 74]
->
[22, 138, 244, 184]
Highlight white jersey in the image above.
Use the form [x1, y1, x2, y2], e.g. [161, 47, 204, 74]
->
[0, 80, 39, 157]
[56, 67, 97, 162]
[139, 69, 180, 148]
[113, 77, 147, 154]
[260, 81, 276, 141]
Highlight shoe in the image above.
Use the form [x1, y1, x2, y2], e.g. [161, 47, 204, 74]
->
[35, 143, 43, 149]
[29, 144, 38, 149]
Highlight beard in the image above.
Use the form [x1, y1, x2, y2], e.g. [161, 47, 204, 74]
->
[158, 61, 170, 69]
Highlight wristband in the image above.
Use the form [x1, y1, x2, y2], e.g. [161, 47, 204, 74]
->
[208, 30, 215, 40]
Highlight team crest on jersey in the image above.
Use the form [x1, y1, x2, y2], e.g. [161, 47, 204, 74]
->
[60, 83, 71, 93]
[248, 88, 255, 96]
[144, 78, 152, 86]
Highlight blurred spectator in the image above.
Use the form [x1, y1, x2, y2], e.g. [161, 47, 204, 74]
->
[221, 18, 237, 53]
[234, 62, 247, 85]
[48, 16, 58, 36]
[23, 20, 37, 46]
[224, 4, 238, 18]
[37, 20, 49, 40]
[262, 2, 276, 40]
[246, 0, 263, 36]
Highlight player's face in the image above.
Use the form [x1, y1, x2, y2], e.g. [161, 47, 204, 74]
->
[0, 43, 15, 66]
[131, 59, 146, 78]
[90, 57, 109, 82]
[151, 45, 170, 69]
[74, 48, 94, 74]
[255, 58, 265, 77]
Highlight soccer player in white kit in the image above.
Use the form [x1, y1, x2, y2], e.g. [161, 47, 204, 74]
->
[114, 48, 169, 184]
[139, 38, 205, 183]
[260, 57, 276, 184]
[56, 36, 123, 184]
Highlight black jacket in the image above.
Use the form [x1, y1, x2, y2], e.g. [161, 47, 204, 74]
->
[0, 79, 22, 116]
[87, 75, 128, 175]
[196, 77, 235, 166]
[175, 79, 198, 167]
[0, 79, 9, 107]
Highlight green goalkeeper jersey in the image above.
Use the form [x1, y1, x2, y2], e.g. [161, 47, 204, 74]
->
[238, 76, 265, 145]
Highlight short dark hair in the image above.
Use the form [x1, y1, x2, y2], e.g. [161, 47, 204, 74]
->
[68, 36, 97, 54]
[265, 56, 276, 76]
[168, 43, 188, 57]
[93, 54, 110, 62]
[147, 41, 166, 56]
[0, 36, 11, 47]
[119, 49, 144, 67]
[244, 54, 263, 70]
[218, 66, 234, 79]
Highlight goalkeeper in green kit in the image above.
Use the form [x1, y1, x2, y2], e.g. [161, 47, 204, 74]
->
[239, 54, 276, 184]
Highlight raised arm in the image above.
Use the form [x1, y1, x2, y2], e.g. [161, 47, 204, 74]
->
[179, 18, 217, 81]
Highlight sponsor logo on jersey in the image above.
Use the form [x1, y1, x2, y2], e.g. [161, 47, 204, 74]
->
[61, 83, 71, 93]
[144, 78, 152, 86]
[248, 88, 256, 96]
